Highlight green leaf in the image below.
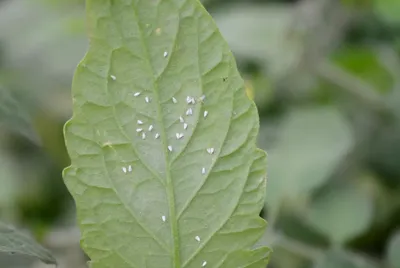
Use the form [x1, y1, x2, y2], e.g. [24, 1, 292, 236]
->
[0, 86, 38, 143]
[265, 107, 353, 210]
[306, 182, 374, 244]
[332, 47, 394, 93]
[0, 222, 57, 265]
[374, 0, 400, 24]
[387, 230, 400, 268]
[213, 3, 302, 78]
[63, 0, 269, 267]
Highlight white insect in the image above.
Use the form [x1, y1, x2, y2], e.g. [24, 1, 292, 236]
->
[176, 133, 184, 140]
[168, 145, 173, 152]
[122, 167, 127, 173]
[172, 97, 178, 103]
[207, 148, 215, 154]
[148, 125, 154, 131]
[142, 132, 146, 140]
[202, 261, 207, 267]
[200, 95, 206, 101]
[186, 108, 193, 116]
[202, 167, 206, 174]
[204, 111, 208, 118]
[128, 165, 132, 172]
[155, 133, 160, 139]
[133, 92, 141, 97]
[162, 216, 166, 222]
[195, 236, 201, 242]
[183, 123, 188, 130]
[163, 51, 168, 58]
[137, 120, 143, 125]
[110, 75, 116, 81]
[179, 116, 185, 123]
[186, 96, 195, 104]
[145, 96, 150, 103]
[136, 128, 143, 133]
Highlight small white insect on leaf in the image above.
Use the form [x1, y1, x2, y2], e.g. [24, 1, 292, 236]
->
[161, 215, 166, 222]
[186, 108, 193, 116]
[183, 123, 188, 130]
[204, 111, 208, 118]
[202, 261, 207, 267]
[110, 75, 116, 81]
[195, 236, 201, 242]
[207, 148, 215, 154]
[142, 132, 146, 140]
[202, 167, 206, 174]
[176, 133, 184, 140]
[137, 120, 143, 125]
[179, 116, 185, 123]
[122, 167, 127, 173]
[168, 145, 173, 152]
[148, 125, 154, 131]
[172, 97, 178, 103]
[155, 133, 160, 139]
[133, 92, 141, 97]
[163, 51, 168, 58]
[136, 128, 143, 133]
[145, 96, 150, 103]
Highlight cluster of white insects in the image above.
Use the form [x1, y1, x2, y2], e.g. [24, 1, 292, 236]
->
[111, 50, 213, 267]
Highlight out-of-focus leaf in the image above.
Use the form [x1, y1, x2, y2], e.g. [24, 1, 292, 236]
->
[314, 250, 377, 268]
[0, 222, 56, 265]
[0, 150, 19, 220]
[306, 182, 374, 244]
[213, 3, 302, 78]
[265, 107, 353, 210]
[0, 86, 38, 143]
[387, 230, 400, 268]
[63, 0, 269, 267]
[332, 47, 394, 93]
[374, 0, 400, 24]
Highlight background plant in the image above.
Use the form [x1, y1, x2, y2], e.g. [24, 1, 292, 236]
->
[0, 0, 399, 267]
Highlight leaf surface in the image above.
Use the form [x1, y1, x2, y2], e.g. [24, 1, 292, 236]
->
[0, 222, 57, 265]
[63, 0, 268, 267]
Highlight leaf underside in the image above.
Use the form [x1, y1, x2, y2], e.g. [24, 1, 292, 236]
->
[63, 0, 269, 267]
[0, 222, 57, 265]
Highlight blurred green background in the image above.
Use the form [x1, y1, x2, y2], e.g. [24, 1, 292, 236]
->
[0, 0, 399, 267]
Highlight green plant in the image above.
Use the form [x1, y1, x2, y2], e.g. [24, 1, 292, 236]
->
[0, 221, 56, 265]
[62, 0, 269, 267]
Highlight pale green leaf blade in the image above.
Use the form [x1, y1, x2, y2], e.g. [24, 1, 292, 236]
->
[0, 222, 57, 265]
[63, 0, 268, 267]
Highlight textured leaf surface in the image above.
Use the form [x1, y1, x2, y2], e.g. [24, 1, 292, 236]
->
[63, 0, 268, 267]
[0, 222, 56, 265]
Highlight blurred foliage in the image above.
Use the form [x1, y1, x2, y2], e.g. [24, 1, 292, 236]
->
[0, 0, 399, 267]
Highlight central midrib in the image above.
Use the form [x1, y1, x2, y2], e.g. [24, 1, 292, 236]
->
[128, 4, 182, 268]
